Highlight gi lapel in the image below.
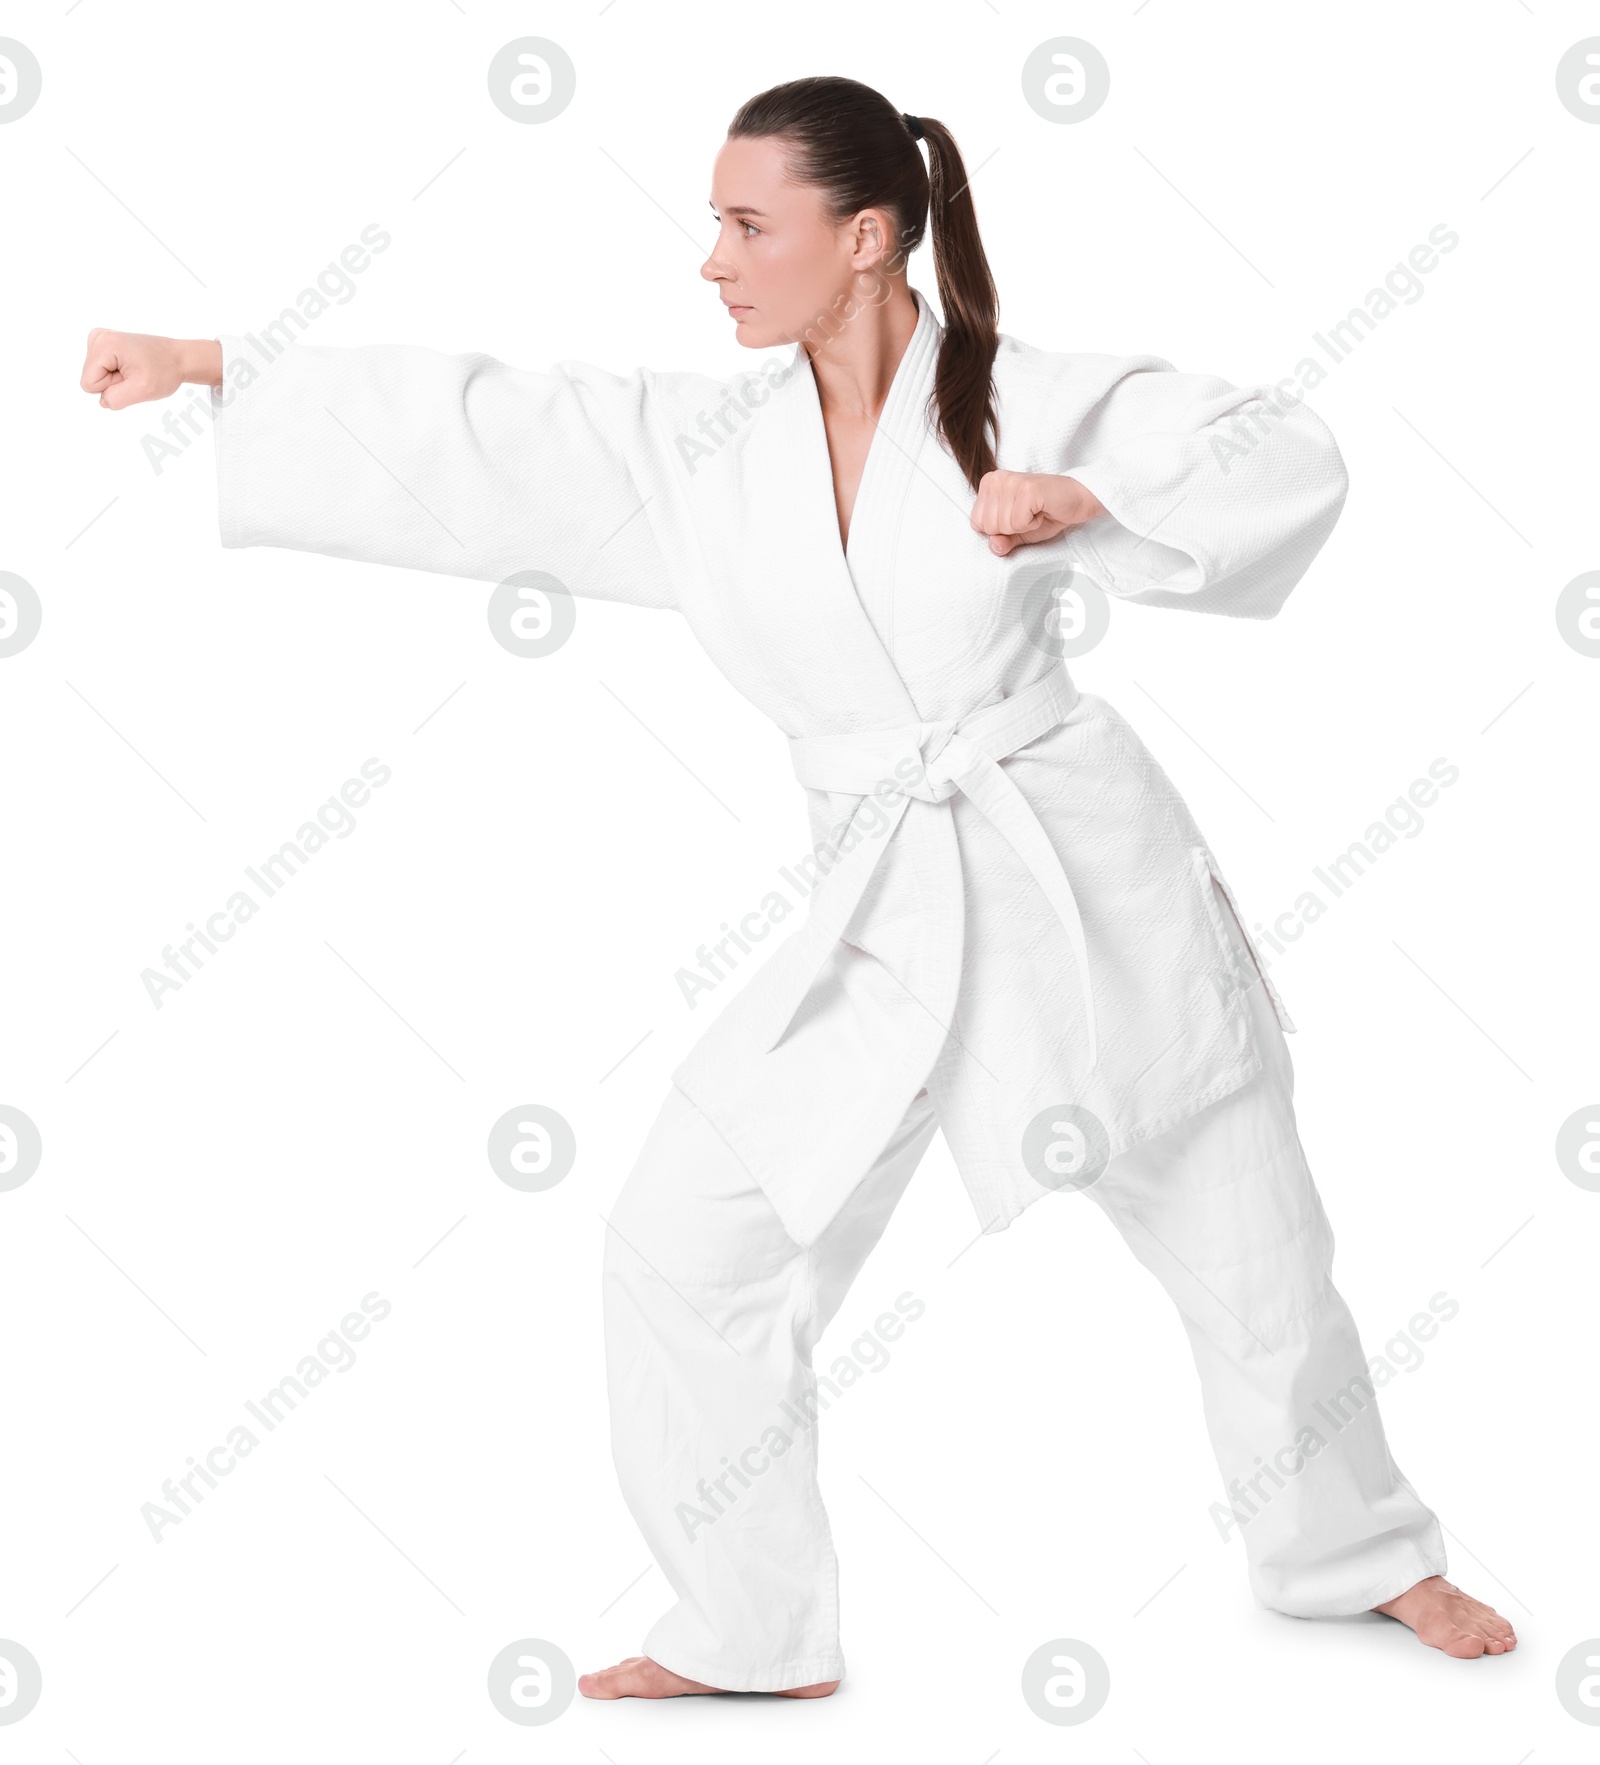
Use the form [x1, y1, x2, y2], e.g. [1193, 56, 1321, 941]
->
[816, 287, 944, 622]
[776, 286, 945, 729]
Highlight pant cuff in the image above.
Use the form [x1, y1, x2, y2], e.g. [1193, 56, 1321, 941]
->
[1260, 1545, 1449, 1619]
[642, 1640, 845, 1694]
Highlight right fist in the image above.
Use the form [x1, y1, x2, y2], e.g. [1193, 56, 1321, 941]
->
[80, 330, 219, 410]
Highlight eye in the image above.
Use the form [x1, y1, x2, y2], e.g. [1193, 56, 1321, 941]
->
[740, 221, 759, 238]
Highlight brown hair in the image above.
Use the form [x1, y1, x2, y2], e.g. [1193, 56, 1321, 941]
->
[727, 75, 1001, 494]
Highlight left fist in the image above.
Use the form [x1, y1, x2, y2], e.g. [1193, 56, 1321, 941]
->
[969, 470, 1105, 556]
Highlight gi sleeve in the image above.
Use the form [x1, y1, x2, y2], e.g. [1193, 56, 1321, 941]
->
[209, 335, 677, 609]
[1056, 356, 1348, 619]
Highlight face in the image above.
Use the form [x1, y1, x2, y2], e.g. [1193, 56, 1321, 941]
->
[702, 134, 897, 348]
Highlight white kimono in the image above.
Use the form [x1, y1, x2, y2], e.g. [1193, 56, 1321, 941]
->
[211, 285, 1345, 1247]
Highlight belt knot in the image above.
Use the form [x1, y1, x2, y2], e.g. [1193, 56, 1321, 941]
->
[897, 721, 967, 803]
[776, 666, 1099, 1069]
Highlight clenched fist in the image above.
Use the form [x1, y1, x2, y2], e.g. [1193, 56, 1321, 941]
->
[969, 469, 1107, 556]
[80, 330, 221, 410]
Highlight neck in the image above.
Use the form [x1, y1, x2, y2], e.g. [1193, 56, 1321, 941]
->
[803, 284, 921, 421]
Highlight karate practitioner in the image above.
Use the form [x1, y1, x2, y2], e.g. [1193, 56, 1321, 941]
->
[81, 72, 1515, 1695]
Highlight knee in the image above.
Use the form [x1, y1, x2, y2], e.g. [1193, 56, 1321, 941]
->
[601, 1086, 796, 1286]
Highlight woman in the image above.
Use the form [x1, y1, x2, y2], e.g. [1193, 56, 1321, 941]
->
[82, 74, 1514, 1697]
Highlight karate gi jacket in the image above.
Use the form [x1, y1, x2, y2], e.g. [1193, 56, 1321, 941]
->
[210, 285, 1345, 1246]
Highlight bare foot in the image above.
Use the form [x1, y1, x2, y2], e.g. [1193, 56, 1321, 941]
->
[1373, 1576, 1518, 1658]
[578, 1655, 840, 1698]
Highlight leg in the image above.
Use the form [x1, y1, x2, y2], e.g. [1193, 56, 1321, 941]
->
[586, 1081, 939, 1697]
[1084, 883, 1514, 1655]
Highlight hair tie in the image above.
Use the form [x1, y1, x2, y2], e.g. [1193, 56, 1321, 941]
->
[901, 111, 925, 141]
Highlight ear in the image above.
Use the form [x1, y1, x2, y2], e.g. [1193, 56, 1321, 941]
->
[850, 206, 898, 272]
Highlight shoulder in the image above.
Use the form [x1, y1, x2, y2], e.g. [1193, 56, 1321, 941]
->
[989, 329, 1198, 464]
[542, 355, 721, 412]
[992, 327, 1179, 405]
[575, 354, 799, 439]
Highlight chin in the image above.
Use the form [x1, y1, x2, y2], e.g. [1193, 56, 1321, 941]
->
[726, 313, 783, 349]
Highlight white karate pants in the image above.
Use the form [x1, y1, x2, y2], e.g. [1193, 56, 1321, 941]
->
[601, 900, 1446, 1691]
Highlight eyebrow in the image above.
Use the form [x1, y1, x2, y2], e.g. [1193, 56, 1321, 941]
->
[709, 201, 769, 218]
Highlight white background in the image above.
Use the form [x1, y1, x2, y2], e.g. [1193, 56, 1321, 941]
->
[3, 0, 1595, 1757]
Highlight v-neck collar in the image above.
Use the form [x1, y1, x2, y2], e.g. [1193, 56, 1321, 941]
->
[736, 285, 942, 731]
[788, 286, 942, 575]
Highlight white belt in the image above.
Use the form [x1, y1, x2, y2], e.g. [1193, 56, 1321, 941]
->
[765, 666, 1098, 1067]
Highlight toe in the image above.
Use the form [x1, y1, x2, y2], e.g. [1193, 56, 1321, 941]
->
[579, 1660, 639, 1699]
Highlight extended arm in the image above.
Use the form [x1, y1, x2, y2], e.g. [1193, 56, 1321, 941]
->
[80, 328, 676, 609]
